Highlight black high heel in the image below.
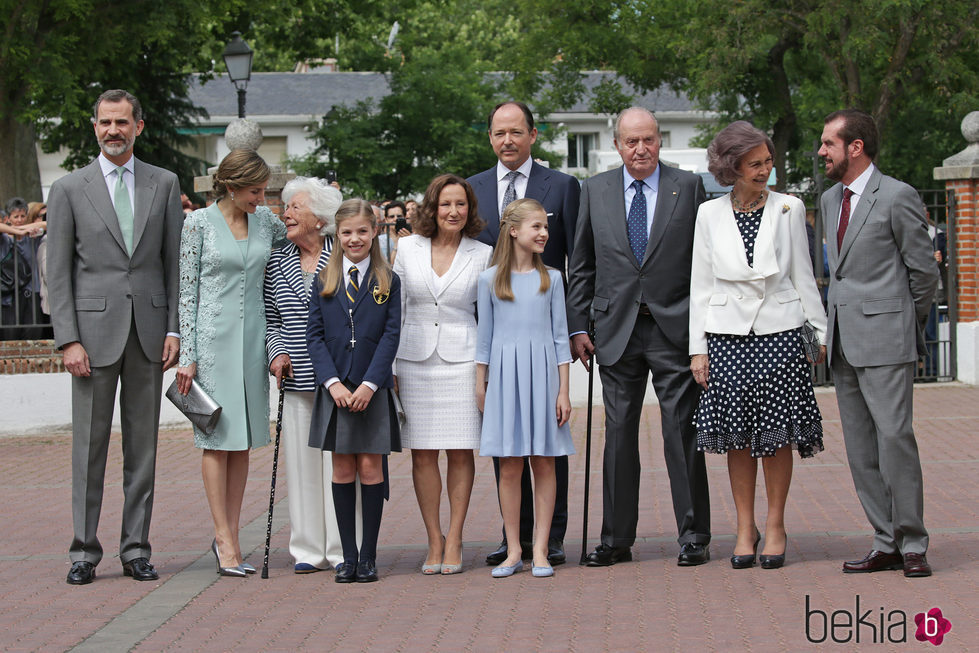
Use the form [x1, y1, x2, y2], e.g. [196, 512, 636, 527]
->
[730, 529, 761, 569]
[760, 535, 788, 569]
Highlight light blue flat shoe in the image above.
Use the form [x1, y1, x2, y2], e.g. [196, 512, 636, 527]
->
[491, 560, 524, 578]
[532, 564, 554, 577]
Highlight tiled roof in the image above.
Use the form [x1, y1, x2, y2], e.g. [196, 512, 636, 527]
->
[188, 70, 697, 119]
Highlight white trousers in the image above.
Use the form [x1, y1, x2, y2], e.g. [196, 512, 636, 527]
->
[283, 391, 361, 569]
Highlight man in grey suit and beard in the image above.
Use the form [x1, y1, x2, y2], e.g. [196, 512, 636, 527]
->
[567, 107, 711, 566]
[47, 89, 183, 585]
[818, 109, 938, 577]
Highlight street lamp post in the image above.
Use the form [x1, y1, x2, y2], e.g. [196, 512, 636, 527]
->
[222, 31, 253, 119]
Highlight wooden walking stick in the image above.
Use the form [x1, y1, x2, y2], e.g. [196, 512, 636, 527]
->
[261, 386, 286, 578]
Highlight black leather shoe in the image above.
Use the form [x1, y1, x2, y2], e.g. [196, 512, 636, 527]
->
[122, 557, 159, 581]
[842, 550, 903, 574]
[66, 561, 95, 585]
[677, 542, 710, 566]
[759, 536, 788, 570]
[485, 541, 508, 566]
[902, 552, 932, 578]
[335, 562, 357, 583]
[731, 530, 761, 569]
[356, 559, 378, 583]
[585, 544, 632, 567]
[547, 539, 566, 566]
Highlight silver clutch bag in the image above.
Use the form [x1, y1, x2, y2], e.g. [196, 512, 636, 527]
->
[165, 378, 222, 435]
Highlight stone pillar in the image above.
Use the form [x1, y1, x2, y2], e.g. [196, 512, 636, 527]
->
[192, 118, 294, 214]
[934, 111, 979, 383]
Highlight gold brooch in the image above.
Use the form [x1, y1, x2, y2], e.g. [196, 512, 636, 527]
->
[782, 204, 790, 214]
[372, 285, 389, 304]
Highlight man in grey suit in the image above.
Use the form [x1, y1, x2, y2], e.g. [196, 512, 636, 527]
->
[47, 89, 183, 585]
[468, 101, 581, 566]
[567, 106, 711, 566]
[818, 109, 938, 577]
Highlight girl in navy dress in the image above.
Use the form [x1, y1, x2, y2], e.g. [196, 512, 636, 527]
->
[475, 198, 574, 578]
[307, 199, 401, 583]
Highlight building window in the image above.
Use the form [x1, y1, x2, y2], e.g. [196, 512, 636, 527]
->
[660, 131, 671, 148]
[567, 132, 598, 169]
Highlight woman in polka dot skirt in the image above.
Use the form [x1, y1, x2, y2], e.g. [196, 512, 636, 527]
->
[689, 121, 827, 570]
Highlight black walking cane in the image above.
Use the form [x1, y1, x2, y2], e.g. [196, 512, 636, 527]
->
[261, 386, 286, 578]
[579, 310, 596, 565]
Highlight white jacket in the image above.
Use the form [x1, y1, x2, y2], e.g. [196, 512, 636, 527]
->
[393, 234, 493, 365]
[689, 191, 827, 355]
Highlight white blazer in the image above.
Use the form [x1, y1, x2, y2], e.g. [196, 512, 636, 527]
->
[393, 234, 493, 364]
[689, 191, 827, 355]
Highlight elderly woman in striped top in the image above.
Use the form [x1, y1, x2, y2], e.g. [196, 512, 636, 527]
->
[264, 176, 351, 574]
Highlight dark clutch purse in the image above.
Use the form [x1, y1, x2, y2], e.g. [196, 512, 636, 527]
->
[800, 321, 821, 362]
[165, 378, 222, 434]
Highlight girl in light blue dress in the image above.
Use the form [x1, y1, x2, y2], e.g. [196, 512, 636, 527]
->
[475, 198, 574, 579]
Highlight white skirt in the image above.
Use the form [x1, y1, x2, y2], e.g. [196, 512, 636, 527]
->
[397, 353, 481, 449]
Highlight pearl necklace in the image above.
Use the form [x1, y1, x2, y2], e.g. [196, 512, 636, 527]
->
[731, 189, 767, 212]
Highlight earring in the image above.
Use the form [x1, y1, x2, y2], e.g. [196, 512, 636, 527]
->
[316, 223, 324, 229]
[230, 191, 235, 200]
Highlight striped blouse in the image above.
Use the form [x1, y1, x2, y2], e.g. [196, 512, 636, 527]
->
[264, 239, 332, 392]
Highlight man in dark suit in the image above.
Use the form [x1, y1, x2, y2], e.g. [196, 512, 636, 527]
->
[47, 89, 183, 585]
[567, 106, 711, 566]
[818, 109, 938, 577]
[468, 101, 580, 566]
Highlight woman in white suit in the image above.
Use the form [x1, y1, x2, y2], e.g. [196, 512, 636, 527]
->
[689, 121, 827, 570]
[393, 174, 492, 575]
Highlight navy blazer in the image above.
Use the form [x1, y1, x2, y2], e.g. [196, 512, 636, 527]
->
[468, 161, 581, 270]
[306, 270, 402, 389]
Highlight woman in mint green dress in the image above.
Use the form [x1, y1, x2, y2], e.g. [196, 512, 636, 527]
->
[176, 150, 286, 576]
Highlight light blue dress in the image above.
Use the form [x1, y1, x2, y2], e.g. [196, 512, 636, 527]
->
[178, 203, 287, 450]
[476, 266, 575, 457]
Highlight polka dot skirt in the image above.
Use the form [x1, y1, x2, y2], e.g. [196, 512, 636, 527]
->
[694, 330, 824, 458]
[693, 205, 824, 459]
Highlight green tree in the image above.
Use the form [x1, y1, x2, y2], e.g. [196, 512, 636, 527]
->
[0, 0, 236, 201]
[292, 0, 561, 198]
[512, 0, 979, 190]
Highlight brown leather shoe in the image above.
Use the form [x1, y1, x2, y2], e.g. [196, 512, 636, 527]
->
[902, 552, 932, 577]
[842, 550, 903, 573]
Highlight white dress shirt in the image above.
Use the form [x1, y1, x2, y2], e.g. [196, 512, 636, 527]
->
[496, 157, 534, 215]
[98, 153, 135, 213]
[835, 163, 876, 223]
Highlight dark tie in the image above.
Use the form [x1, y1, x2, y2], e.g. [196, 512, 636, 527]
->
[836, 187, 854, 250]
[627, 179, 648, 262]
[114, 166, 134, 254]
[346, 266, 360, 304]
[501, 170, 520, 214]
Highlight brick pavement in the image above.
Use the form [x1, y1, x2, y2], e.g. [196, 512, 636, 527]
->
[1, 385, 977, 652]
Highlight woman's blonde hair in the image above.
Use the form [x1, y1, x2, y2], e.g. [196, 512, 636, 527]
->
[318, 198, 392, 298]
[212, 149, 271, 198]
[490, 198, 550, 301]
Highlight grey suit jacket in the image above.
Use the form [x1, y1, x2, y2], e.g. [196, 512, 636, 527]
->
[567, 164, 707, 366]
[47, 157, 183, 367]
[821, 167, 938, 367]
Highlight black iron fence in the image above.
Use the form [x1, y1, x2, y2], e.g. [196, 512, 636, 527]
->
[1, 232, 52, 341]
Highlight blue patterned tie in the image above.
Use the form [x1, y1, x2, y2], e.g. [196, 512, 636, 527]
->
[627, 179, 648, 262]
[346, 266, 359, 304]
[501, 170, 520, 214]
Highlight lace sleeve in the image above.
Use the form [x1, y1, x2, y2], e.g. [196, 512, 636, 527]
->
[178, 214, 203, 366]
